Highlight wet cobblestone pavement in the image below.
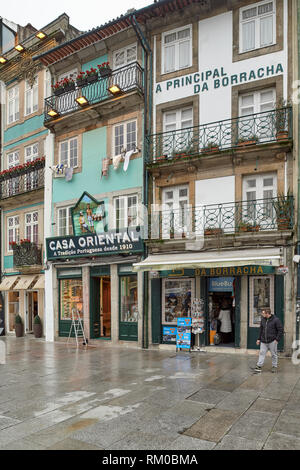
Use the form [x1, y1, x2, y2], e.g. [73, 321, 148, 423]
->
[0, 337, 300, 450]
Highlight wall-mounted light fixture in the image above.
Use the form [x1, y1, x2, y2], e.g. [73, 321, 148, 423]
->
[14, 44, 25, 52]
[36, 31, 47, 40]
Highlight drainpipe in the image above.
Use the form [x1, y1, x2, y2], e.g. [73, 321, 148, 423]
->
[296, 1, 300, 343]
[131, 15, 153, 349]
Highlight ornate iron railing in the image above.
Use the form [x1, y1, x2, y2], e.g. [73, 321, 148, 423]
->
[149, 196, 294, 239]
[12, 243, 42, 267]
[0, 166, 44, 199]
[146, 107, 292, 163]
[44, 62, 144, 121]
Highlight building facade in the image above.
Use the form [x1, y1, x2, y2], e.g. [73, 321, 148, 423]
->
[0, 15, 79, 335]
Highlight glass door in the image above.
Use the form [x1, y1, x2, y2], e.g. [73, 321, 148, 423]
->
[119, 274, 138, 341]
[26, 291, 38, 333]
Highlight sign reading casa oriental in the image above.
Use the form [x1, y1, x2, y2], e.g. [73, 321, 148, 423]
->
[46, 229, 143, 260]
[155, 63, 284, 98]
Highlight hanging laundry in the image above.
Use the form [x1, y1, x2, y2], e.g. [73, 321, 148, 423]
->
[101, 157, 110, 177]
[56, 164, 64, 174]
[65, 167, 73, 182]
[123, 149, 134, 172]
[113, 154, 122, 170]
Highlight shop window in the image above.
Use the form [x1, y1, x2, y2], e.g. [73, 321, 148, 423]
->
[240, 1, 276, 53]
[7, 85, 19, 124]
[162, 25, 192, 74]
[162, 278, 194, 324]
[60, 278, 83, 320]
[8, 291, 19, 332]
[120, 275, 138, 322]
[249, 276, 274, 327]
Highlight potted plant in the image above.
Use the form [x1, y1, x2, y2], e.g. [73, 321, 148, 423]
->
[275, 99, 290, 140]
[61, 77, 75, 93]
[51, 81, 64, 96]
[237, 135, 259, 146]
[202, 141, 219, 153]
[33, 315, 43, 338]
[97, 61, 112, 78]
[273, 190, 293, 230]
[15, 314, 24, 337]
[238, 222, 252, 232]
[204, 227, 223, 236]
[76, 71, 87, 87]
[86, 67, 98, 83]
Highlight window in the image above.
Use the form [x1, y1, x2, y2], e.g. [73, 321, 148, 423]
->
[239, 88, 275, 140]
[113, 120, 137, 156]
[249, 276, 274, 327]
[162, 25, 192, 74]
[162, 278, 195, 324]
[113, 44, 137, 69]
[59, 137, 78, 168]
[7, 85, 19, 124]
[162, 185, 189, 238]
[25, 143, 39, 162]
[25, 76, 38, 116]
[60, 278, 83, 320]
[7, 151, 20, 196]
[240, 1, 275, 53]
[58, 68, 78, 82]
[25, 143, 39, 190]
[7, 215, 20, 252]
[58, 207, 73, 236]
[239, 88, 275, 116]
[114, 194, 138, 229]
[163, 107, 193, 155]
[243, 173, 277, 227]
[25, 211, 38, 245]
[120, 275, 138, 322]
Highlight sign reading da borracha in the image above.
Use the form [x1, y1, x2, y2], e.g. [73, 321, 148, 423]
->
[46, 228, 143, 260]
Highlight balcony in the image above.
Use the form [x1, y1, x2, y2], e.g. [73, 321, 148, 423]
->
[12, 242, 42, 268]
[149, 196, 294, 240]
[0, 159, 45, 200]
[146, 107, 292, 164]
[44, 62, 144, 124]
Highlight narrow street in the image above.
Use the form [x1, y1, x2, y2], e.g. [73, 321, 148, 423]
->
[0, 337, 300, 450]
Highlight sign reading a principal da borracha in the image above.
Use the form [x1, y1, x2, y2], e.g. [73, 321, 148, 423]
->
[46, 228, 143, 260]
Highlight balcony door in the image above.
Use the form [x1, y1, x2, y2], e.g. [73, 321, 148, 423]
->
[242, 173, 277, 229]
[113, 44, 137, 92]
[239, 88, 275, 141]
[7, 151, 20, 196]
[163, 107, 193, 157]
[25, 143, 39, 190]
[162, 185, 189, 238]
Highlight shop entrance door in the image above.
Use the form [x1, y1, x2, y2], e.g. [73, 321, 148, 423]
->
[90, 277, 111, 339]
[26, 291, 38, 333]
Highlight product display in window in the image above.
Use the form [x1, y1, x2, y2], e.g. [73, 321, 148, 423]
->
[60, 279, 83, 320]
[163, 279, 194, 323]
[120, 275, 138, 322]
[252, 277, 271, 325]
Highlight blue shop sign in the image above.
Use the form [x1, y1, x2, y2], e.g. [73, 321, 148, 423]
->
[208, 277, 234, 292]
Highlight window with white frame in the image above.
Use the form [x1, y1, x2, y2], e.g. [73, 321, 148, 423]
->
[7, 85, 19, 124]
[162, 185, 189, 237]
[44, 69, 52, 99]
[243, 173, 277, 226]
[25, 211, 38, 245]
[113, 120, 137, 156]
[7, 150, 20, 196]
[162, 25, 192, 74]
[25, 143, 39, 162]
[240, 1, 276, 53]
[114, 194, 138, 229]
[239, 88, 276, 116]
[113, 44, 137, 69]
[163, 107, 193, 154]
[7, 215, 20, 251]
[57, 207, 73, 236]
[58, 68, 78, 82]
[25, 76, 38, 116]
[239, 88, 276, 140]
[25, 143, 39, 190]
[59, 137, 78, 168]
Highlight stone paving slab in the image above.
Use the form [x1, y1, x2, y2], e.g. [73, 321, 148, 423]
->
[183, 409, 241, 442]
[47, 438, 102, 450]
[228, 410, 278, 443]
[264, 432, 300, 450]
[187, 388, 231, 406]
[215, 435, 263, 450]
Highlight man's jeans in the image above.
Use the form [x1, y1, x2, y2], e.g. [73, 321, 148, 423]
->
[257, 340, 278, 367]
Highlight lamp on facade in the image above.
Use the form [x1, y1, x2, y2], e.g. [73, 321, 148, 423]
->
[75, 95, 89, 107]
[36, 31, 47, 40]
[108, 84, 123, 96]
[0, 56, 7, 64]
[14, 44, 25, 52]
[47, 108, 59, 118]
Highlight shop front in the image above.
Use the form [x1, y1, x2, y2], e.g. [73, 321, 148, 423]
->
[134, 248, 285, 351]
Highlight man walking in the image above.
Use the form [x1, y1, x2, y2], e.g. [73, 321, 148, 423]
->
[254, 308, 283, 373]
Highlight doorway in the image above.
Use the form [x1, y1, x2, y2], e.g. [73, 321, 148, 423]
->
[208, 291, 235, 348]
[26, 291, 38, 333]
[90, 276, 111, 339]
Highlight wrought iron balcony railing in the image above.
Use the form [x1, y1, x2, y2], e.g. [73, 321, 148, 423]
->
[0, 163, 45, 199]
[149, 196, 294, 239]
[44, 62, 144, 122]
[12, 243, 42, 267]
[146, 107, 292, 163]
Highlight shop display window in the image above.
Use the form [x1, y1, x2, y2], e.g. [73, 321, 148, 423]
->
[8, 291, 19, 331]
[249, 276, 274, 327]
[60, 278, 83, 320]
[162, 278, 194, 324]
[120, 275, 138, 322]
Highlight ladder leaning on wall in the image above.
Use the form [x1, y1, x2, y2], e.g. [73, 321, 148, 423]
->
[67, 307, 88, 347]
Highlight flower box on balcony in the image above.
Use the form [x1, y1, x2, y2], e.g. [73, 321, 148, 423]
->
[98, 62, 112, 78]
[238, 223, 260, 233]
[238, 136, 259, 147]
[155, 155, 168, 162]
[202, 142, 219, 153]
[63, 82, 75, 93]
[54, 88, 64, 96]
[276, 131, 289, 141]
[204, 228, 223, 236]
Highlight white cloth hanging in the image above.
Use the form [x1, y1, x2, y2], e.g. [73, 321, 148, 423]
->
[123, 149, 134, 172]
[113, 154, 122, 170]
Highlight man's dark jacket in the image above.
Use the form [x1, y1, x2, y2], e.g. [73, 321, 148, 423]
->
[258, 314, 283, 344]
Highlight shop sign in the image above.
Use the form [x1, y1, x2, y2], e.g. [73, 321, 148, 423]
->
[162, 326, 177, 343]
[160, 266, 275, 277]
[46, 228, 143, 260]
[176, 317, 192, 350]
[276, 266, 289, 275]
[208, 277, 234, 292]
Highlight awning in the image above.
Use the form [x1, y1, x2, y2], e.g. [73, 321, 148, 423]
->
[133, 248, 281, 272]
[0, 275, 20, 291]
[33, 275, 44, 290]
[13, 275, 38, 290]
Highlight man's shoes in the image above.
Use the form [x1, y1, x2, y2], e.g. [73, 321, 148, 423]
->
[271, 367, 277, 373]
[254, 365, 262, 373]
